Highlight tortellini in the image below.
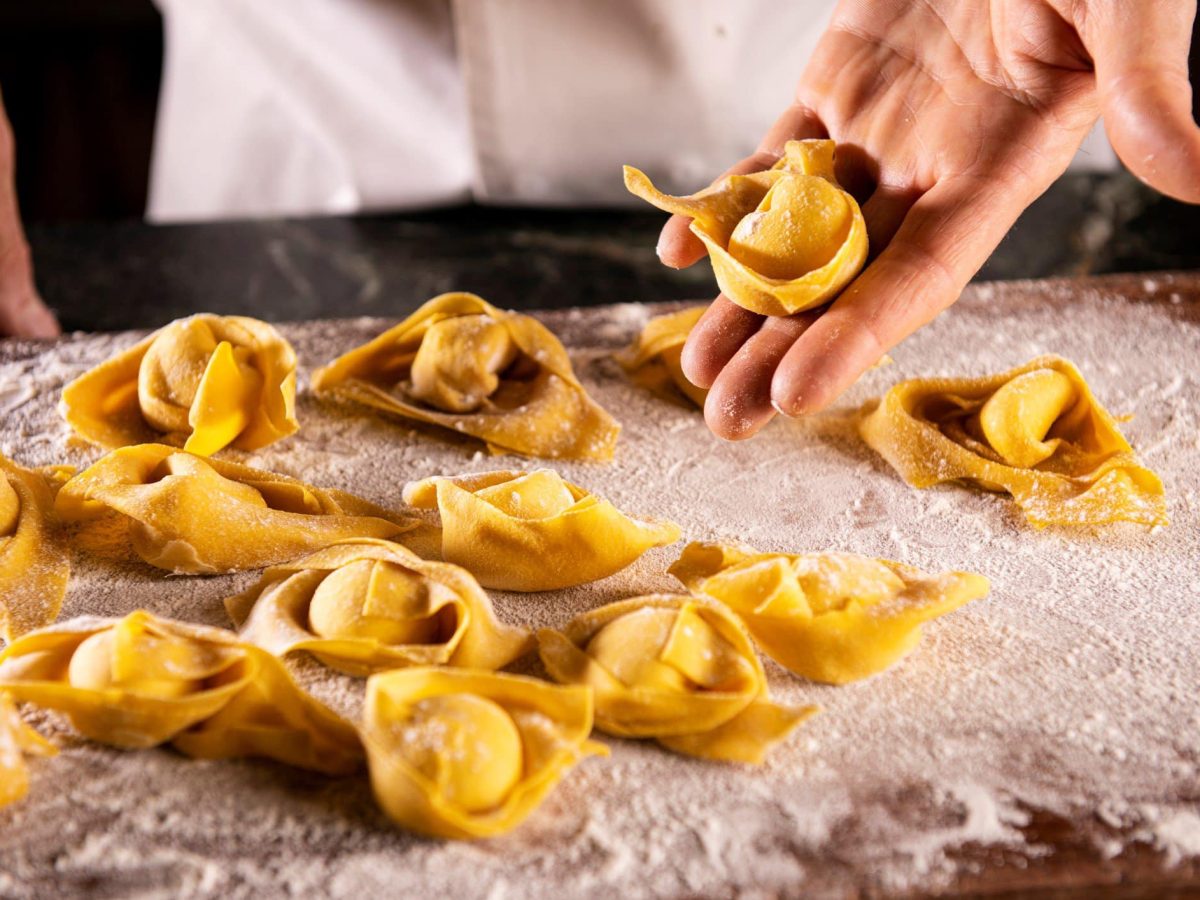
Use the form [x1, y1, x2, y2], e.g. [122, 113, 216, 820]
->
[54, 443, 413, 574]
[312, 292, 620, 461]
[537, 595, 815, 764]
[0, 692, 56, 808]
[859, 355, 1168, 528]
[402, 469, 681, 592]
[0, 611, 363, 774]
[60, 314, 299, 457]
[0, 454, 71, 642]
[624, 140, 867, 317]
[670, 542, 990, 685]
[615, 305, 707, 407]
[362, 667, 606, 839]
[226, 538, 532, 677]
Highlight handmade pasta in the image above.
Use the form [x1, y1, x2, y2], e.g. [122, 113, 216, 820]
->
[538, 594, 815, 763]
[402, 469, 681, 591]
[226, 538, 532, 677]
[362, 667, 606, 839]
[671, 541, 989, 684]
[60, 314, 299, 456]
[312, 292, 620, 460]
[54, 444, 413, 573]
[624, 140, 867, 317]
[859, 356, 1167, 527]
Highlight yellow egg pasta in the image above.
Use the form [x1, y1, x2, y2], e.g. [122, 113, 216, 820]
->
[402, 469, 681, 592]
[54, 444, 413, 574]
[0, 692, 57, 808]
[624, 140, 867, 317]
[671, 541, 989, 685]
[60, 314, 299, 457]
[312, 292, 620, 461]
[538, 594, 815, 764]
[615, 305, 707, 407]
[226, 538, 532, 677]
[362, 667, 606, 839]
[0, 453, 71, 643]
[0, 611, 363, 774]
[859, 355, 1167, 528]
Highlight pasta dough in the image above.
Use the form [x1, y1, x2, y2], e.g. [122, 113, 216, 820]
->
[54, 444, 413, 574]
[362, 667, 606, 839]
[0, 611, 363, 774]
[537, 594, 815, 764]
[312, 292, 620, 460]
[859, 356, 1168, 527]
[670, 541, 990, 685]
[60, 314, 299, 457]
[0, 692, 56, 808]
[402, 469, 681, 592]
[615, 305, 707, 407]
[624, 140, 867, 317]
[0, 454, 71, 642]
[226, 538, 533, 677]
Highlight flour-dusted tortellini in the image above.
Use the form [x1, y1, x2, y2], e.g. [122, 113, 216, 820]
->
[859, 355, 1168, 528]
[54, 444, 414, 574]
[61, 314, 299, 457]
[0, 692, 57, 808]
[615, 305, 707, 407]
[671, 542, 990, 685]
[537, 595, 815, 764]
[402, 469, 681, 592]
[0, 611, 363, 774]
[0, 454, 72, 642]
[362, 667, 607, 839]
[226, 538, 532, 677]
[625, 140, 867, 317]
[312, 292, 620, 461]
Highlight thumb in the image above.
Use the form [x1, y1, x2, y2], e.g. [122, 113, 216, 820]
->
[1086, 1, 1200, 203]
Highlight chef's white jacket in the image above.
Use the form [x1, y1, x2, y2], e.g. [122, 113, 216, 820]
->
[148, 0, 1116, 223]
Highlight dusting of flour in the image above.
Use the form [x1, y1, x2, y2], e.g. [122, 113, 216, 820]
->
[1, 275, 1199, 898]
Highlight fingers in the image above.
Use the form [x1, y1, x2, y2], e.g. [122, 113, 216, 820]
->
[656, 151, 782, 269]
[702, 312, 818, 440]
[0, 283, 59, 338]
[770, 174, 1027, 415]
[1086, 2, 1200, 203]
[680, 295, 763, 389]
[656, 102, 827, 269]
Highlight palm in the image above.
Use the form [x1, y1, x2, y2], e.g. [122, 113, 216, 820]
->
[660, 0, 1200, 440]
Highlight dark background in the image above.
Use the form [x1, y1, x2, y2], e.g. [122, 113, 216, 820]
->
[5, 0, 1200, 225]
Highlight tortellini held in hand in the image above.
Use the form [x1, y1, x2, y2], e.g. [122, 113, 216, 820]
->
[0, 611, 363, 774]
[402, 469, 681, 592]
[312, 292, 620, 461]
[859, 355, 1167, 527]
[671, 542, 990, 685]
[538, 595, 815, 764]
[226, 538, 532, 677]
[0, 692, 57, 808]
[54, 443, 414, 573]
[362, 667, 607, 839]
[624, 140, 867, 317]
[60, 314, 299, 456]
[0, 454, 71, 642]
[615, 305, 707, 407]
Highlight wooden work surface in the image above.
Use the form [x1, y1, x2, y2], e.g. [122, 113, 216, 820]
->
[1, 272, 1198, 898]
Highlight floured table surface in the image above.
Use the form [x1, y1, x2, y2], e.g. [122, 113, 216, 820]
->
[1, 273, 1198, 898]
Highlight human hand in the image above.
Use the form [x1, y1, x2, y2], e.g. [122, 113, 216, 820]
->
[657, 0, 1200, 439]
[0, 90, 59, 339]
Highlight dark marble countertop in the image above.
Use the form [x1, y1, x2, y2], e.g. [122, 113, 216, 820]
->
[27, 170, 1200, 333]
